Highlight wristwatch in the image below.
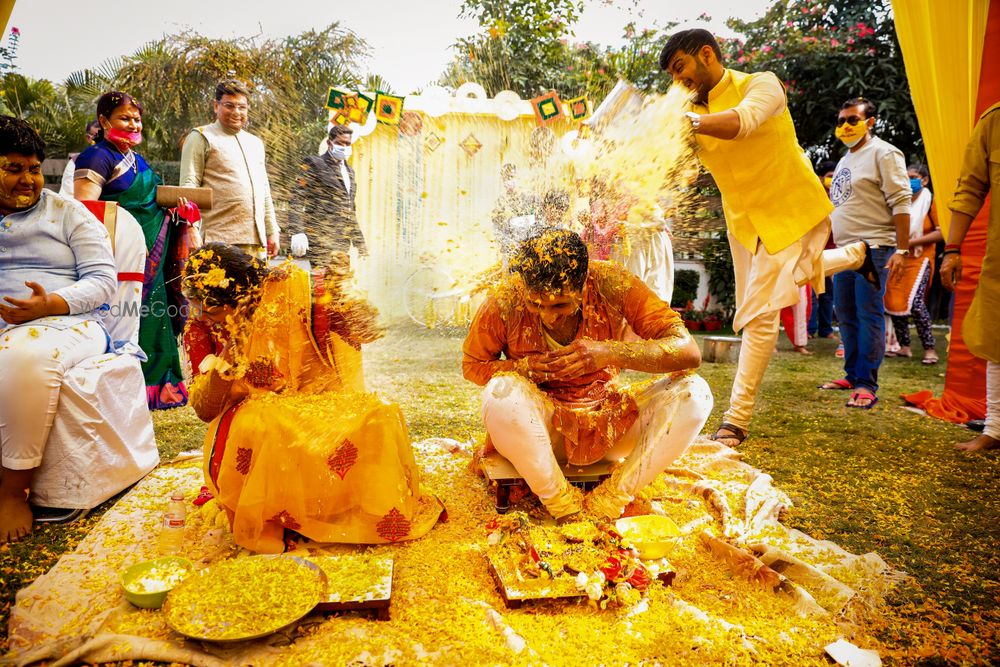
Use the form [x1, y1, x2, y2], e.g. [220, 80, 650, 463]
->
[685, 111, 702, 131]
[895, 248, 910, 256]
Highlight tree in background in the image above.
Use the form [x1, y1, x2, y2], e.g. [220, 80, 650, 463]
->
[555, 22, 674, 100]
[722, 0, 920, 162]
[0, 27, 93, 158]
[443, 0, 584, 97]
[2, 24, 368, 207]
[112, 24, 368, 172]
[441, 0, 674, 102]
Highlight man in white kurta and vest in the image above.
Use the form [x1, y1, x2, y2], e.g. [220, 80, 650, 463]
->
[659, 29, 877, 447]
[180, 79, 279, 258]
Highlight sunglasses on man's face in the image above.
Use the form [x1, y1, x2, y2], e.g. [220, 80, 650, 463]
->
[836, 115, 866, 127]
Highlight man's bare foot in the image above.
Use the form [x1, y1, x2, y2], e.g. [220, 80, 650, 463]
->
[793, 345, 813, 355]
[955, 434, 1000, 451]
[0, 493, 34, 545]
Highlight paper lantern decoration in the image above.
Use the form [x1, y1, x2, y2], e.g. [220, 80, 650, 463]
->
[375, 92, 405, 125]
[455, 82, 488, 100]
[566, 96, 592, 121]
[459, 133, 483, 157]
[560, 128, 595, 165]
[494, 90, 523, 122]
[530, 90, 565, 126]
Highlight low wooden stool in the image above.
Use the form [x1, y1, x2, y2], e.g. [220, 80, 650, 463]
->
[479, 452, 614, 513]
[702, 335, 742, 363]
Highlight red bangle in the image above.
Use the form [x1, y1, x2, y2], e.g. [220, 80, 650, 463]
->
[944, 243, 960, 250]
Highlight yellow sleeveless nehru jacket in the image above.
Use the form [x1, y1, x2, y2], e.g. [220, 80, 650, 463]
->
[694, 69, 833, 254]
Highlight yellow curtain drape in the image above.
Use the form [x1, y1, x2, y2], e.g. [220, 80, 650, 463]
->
[891, 0, 991, 238]
[0, 2, 14, 37]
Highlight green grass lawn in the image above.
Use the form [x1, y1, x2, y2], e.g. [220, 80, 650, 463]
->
[3, 325, 998, 663]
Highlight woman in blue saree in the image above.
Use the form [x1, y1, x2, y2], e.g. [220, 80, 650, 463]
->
[75, 91, 192, 409]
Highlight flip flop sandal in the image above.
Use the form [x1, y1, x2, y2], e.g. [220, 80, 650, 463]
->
[710, 422, 748, 446]
[847, 390, 879, 409]
[192, 485, 215, 506]
[922, 355, 939, 365]
[819, 378, 855, 390]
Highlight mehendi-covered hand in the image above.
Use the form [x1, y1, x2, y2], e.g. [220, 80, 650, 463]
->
[941, 253, 962, 291]
[541, 339, 618, 380]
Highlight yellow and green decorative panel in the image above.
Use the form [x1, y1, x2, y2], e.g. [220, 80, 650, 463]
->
[530, 90, 565, 126]
[375, 92, 405, 125]
[566, 96, 592, 121]
[325, 87, 350, 110]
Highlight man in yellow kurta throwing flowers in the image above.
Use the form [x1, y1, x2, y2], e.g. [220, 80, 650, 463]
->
[659, 28, 877, 446]
[463, 229, 713, 521]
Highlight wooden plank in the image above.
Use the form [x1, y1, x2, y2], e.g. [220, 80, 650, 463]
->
[481, 452, 614, 483]
[486, 555, 584, 609]
[310, 557, 393, 621]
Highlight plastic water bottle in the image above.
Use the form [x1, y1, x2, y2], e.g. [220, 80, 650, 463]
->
[168, 492, 187, 521]
[159, 513, 186, 555]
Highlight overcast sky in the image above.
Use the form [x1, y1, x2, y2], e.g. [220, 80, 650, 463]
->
[7, 0, 771, 94]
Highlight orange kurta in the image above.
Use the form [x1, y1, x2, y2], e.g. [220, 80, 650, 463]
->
[884, 201, 939, 316]
[188, 267, 441, 553]
[463, 261, 686, 465]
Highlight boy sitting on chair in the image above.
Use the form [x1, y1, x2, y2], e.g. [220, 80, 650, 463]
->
[462, 229, 712, 520]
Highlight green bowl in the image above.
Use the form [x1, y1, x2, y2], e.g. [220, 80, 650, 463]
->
[121, 557, 194, 609]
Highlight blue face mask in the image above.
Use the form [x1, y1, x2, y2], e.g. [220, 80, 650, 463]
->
[910, 177, 923, 194]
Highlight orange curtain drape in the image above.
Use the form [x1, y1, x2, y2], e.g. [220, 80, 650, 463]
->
[895, 0, 999, 422]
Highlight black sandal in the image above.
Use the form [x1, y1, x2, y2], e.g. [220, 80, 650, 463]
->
[710, 422, 748, 447]
[856, 242, 882, 291]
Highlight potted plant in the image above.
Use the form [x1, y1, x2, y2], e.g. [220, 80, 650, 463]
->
[703, 309, 724, 332]
[683, 308, 704, 331]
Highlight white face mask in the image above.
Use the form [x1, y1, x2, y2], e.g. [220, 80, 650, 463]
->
[329, 144, 352, 161]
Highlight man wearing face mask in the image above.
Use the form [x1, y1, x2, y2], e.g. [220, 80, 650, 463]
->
[825, 97, 911, 409]
[659, 29, 874, 445]
[180, 79, 279, 258]
[285, 124, 366, 268]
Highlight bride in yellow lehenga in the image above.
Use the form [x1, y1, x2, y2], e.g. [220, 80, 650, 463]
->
[181, 244, 442, 553]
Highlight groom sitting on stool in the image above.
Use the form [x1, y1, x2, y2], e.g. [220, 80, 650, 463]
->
[463, 229, 712, 520]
